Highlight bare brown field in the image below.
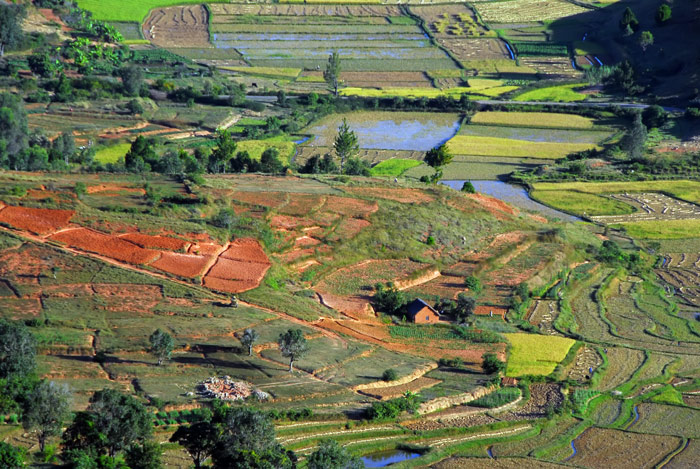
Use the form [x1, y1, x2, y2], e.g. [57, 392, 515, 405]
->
[143, 5, 211, 49]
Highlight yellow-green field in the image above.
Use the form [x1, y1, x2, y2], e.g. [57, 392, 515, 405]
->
[530, 190, 636, 217]
[514, 84, 587, 103]
[237, 137, 296, 163]
[76, 0, 224, 21]
[616, 219, 700, 239]
[220, 66, 302, 79]
[504, 333, 576, 377]
[470, 112, 596, 129]
[446, 135, 598, 159]
[369, 158, 423, 177]
[532, 181, 700, 205]
[94, 143, 131, 164]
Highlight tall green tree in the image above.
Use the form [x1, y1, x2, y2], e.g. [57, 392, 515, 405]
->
[424, 143, 453, 183]
[278, 329, 308, 373]
[0, 93, 29, 167]
[333, 118, 359, 173]
[259, 147, 285, 174]
[148, 329, 174, 366]
[125, 441, 163, 469]
[118, 65, 144, 97]
[170, 419, 218, 468]
[0, 319, 36, 380]
[209, 129, 236, 173]
[307, 440, 362, 469]
[622, 113, 647, 161]
[63, 388, 152, 458]
[323, 51, 341, 97]
[620, 7, 639, 31]
[638, 31, 654, 51]
[656, 4, 672, 24]
[0, 3, 25, 57]
[239, 328, 259, 357]
[23, 380, 72, 452]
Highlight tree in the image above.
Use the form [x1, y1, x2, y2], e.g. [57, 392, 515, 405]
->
[149, 329, 174, 366]
[125, 136, 156, 172]
[125, 441, 162, 469]
[620, 7, 639, 31]
[334, 118, 358, 172]
[482, 353, 506, 374]
[209, 129, 236, 173]
[382, 369, 398, 382]
[656, 4, 672, 24]
[278, 329, 308, 373]
[0, 319, 36, 380]
[307, 440, 363, 469]
[170, 420, 218, 469]
[118, 66, 144, 97]
[622, 113, 647, 161]
[461, 181, 476, 193]
[323, 51, 341, 97]
[424, 144, 453, 183]
[642, 105, 668, 128]
[452, 293, 476, 323]
[0, 3, 25, 57]
[372, 282, 407, 315]
[343, 156, 370, 176]
[239, 328, 259, 357]
[638, 31, 654, 52]
[464, 275, 482, 294]
[209, 207, 238, 230]
[0, 442, 24, 469]
[259, 147, 285, 173]
[23, 380, 72, 452]
[0, 93, 29, 165]
[63, 388, 152, 458]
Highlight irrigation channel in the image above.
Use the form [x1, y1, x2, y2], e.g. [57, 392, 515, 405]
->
[441, 180, 579, 221]
[360, 449, 422, 467]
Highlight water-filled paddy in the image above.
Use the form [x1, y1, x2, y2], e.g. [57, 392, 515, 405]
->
[459, 124, 612, 144]
[304, 112, 461, 151]
[360, 449, 422, 467]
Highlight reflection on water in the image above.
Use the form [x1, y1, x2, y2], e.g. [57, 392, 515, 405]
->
[360, 449, 422, 467]
[440, 180, 579, 221]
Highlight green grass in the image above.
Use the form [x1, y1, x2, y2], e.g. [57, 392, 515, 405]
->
[94, 143, 131, 164]
[446, 135, 598, 159]
[470, 111, 597, 129]
[530, 189, 636, 217]
[370, 159, 423, 177]
[218, 66, 302, 79]
[616, 219, 700, 239]
[514, 84, 587, 103]
[77, 0, 225, 21]
[650, 386, 685, 406]
[504, 333, 575, 377]
[531, 180, 700, 205]
[236, 136, 297, 163]
[469, 387, 521, 408]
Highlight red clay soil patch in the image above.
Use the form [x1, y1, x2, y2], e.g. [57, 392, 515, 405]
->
[322, 195, 378, 218]
[118, 233, 189, 251]
[50, 228, 160, 265]
[0, 205, 74, 235]
[467, 193, 518, 217]
[278, 248, 316, 264]
[294, 236, 321, 248]
[474, 305, 507, 319]
[188, 242, 223, 256]
[277, 194, 326, 216]
[220, 238, 270, 264]
[318, 292, 375, 320]
[150, 252, 212, 278]
[270, 215, 315, 230]
[92, 284, 162, 312]
[203, 276, 259, 293]
[208, 257, 270, 282]
[38, 8, 71, 31]
[32, 284, 94, 298]
[231, 191, 287, 209]
[347, 187, 435, 204]
[86, 184, 145, 195]
[327, 218, 370, 241]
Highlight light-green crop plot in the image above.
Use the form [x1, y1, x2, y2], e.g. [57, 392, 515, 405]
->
[446, 135, 598, 159]
[236, 136, 296, 163]
[94, 144, 131, 164]
[504, 333, 575, 377]
[219, 66, 302, 79]
[615, 219, 700, 240]
[531, 180, 700, 205]
[530, 189, 636, 217]
[370, 159, 423, 177]
[470, 112, 596, 129]
[514, 84, 587, 102]
[76, 0, 224, 22]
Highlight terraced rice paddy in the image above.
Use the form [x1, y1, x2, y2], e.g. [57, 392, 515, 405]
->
[474, 0, 590, 24]
[503, 333, 575, 376]
[446, 135, 599, 160]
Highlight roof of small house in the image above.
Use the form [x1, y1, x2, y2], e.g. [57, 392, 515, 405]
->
[406, 298, 439, 318]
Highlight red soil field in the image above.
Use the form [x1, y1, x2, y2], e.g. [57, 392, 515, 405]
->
[0, 205, 74, 235]
[203, 276, 259, 293]
[278, 248, 315, 264]
[207, 257, 270, 282]
[119, 233, 189, 251]
[231, 191, 287, 208]
[328, 218, 370, 241]
[86, 184, 145, 195]
[92, 284, 162, 312]
[270, 215, 315, 230]
[323, 195, 378, 217]
[347, 187, 435, 204]
[220, 238, 271, 264]
[50, 228, 160, 265]
[474, 305, 507, 319]
[188, 242, 223, 256]
[294, 236, 321, 248]
[150, 252, 211, 278]
[278, 194, 326, 216]
[466, 193, 518, 217]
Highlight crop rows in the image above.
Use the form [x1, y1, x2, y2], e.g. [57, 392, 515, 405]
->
[513, 42, 568, 57]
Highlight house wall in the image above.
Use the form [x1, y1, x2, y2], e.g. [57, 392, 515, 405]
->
[413, 306, 440, 324]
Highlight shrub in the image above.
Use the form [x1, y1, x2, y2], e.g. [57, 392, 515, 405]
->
[461, 181, 476, 193]
[464, 275, 482, 293]
[382, 369, 398, 382]
[482, 353, 506, 374]
[367, 394, 419, 420]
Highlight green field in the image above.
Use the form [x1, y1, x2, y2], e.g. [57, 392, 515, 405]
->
[470, 112, 597, 129]
[94, 143, 131, 164]
[76, 0, 224, 21]
[504, 333, 576, 377]
[532, 180, 700, 205]
[514, 84, 588, 103]
[220, 66, 302, 79]
[616, 219, 700, 239]
[236, 136, 297, 163]
[369, 158, 423, 177]
[446, 135, 598, 159]
[530, 189, 636, 217]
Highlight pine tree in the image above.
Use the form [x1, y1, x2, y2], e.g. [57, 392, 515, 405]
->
[323, 51, 341, 97]
[333, 118, 358, 172]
